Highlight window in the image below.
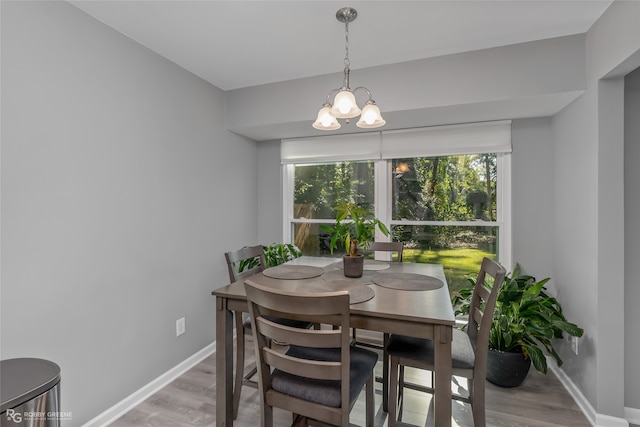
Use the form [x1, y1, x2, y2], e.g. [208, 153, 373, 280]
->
[389, 155, 506, 292]
[282, 122, 511, 294]
[290, 161, 375, 256]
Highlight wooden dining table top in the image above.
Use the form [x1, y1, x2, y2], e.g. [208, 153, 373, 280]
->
[212, 256, 456, 329]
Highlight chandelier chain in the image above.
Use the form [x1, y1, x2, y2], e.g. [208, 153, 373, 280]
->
[343, 20, 350, 71]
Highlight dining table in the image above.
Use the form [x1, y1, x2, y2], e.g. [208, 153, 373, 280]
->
[212, 256, 456, 427]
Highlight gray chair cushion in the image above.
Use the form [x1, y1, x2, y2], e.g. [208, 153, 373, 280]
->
[271, 345, 378, 408]
[386, 328, 475, 370]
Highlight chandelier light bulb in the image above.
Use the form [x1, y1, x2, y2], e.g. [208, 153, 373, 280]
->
[362, 107, 377, 125]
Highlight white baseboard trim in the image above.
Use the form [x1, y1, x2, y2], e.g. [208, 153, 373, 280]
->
[595, 413, 631, 427]
[82, 341, 216, 427]
[549, 359, 629, 427]
[625, 407, 640, 425]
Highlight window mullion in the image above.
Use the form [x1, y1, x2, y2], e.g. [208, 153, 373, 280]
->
[282, 163, 294, 244]
[375, 160, 391, 242]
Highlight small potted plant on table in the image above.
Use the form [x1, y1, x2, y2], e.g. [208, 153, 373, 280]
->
[321, 202, 389, 278]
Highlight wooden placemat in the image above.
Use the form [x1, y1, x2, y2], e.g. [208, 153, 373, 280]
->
[262, 264, 325, 280]
[306, 280, 375, 304]
[372, 273, 444, 291]
[321, 269, 376, 284]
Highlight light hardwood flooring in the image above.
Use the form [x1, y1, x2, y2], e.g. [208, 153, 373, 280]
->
[111, 334, 591, 427]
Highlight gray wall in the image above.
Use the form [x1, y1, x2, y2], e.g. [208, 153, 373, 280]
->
[551, 81, 600, 406]
[257, 140, 283, 245]
[0, 1, 259, 425]
[625, 66, 640, 412]
[551, 0, 640, 420]
[511, 118, 555, 280]
[226, 34, 587, 141]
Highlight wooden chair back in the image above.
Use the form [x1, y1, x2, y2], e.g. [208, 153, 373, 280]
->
[467, 257, 507, 376]
[369, 241, 404, 262]
[225, 245, 266, 282]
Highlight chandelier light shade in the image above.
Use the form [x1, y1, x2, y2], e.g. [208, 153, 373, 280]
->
[312, 7, 385, 131]
[314, 104, 341, 130]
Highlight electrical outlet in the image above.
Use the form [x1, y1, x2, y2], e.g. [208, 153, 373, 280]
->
[571, 335, 579, 355]
[176, 317, 186, 337]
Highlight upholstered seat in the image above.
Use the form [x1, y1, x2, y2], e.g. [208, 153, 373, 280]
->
[387, 327, 475, 370]
[272, 345, 378, 408]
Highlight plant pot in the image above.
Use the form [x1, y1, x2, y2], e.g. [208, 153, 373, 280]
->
[486, 347, 531, 387]
[343, 254, 364, 278]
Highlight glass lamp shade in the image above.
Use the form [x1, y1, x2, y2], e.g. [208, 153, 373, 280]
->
[356, 102, 386, 128]
[312, 106, 341, 130]
[330, 90, 361, 119]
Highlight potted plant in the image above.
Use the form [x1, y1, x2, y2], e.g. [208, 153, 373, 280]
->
[238, 243, 303, 272]
[321, 202, 389, 277]
[452, 264, 584, 387]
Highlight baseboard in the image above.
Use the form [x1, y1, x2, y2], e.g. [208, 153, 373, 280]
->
[625, 407, 640, 425]
[549, 358, 629, 427]
[82, 341, 216, 427]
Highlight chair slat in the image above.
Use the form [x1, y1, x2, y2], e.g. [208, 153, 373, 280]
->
[258, 318, 342, 348]
[263, 348, 342, 381]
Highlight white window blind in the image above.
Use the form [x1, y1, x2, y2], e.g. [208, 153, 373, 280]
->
[281, 120, 511, 163]
[381, 120, 512, 158]
[281, 132, 381, 164]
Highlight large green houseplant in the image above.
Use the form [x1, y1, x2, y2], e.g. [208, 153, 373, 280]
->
[452, 264, 583, 386]
[321, 202, 389, 277]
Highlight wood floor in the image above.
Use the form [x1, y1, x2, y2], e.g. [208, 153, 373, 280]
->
[111, 334, 591, 427]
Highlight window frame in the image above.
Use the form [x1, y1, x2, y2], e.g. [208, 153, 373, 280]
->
[283, 154, 511, 269]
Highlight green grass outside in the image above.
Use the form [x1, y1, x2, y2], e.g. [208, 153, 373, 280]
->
[402, 247, 496, 296]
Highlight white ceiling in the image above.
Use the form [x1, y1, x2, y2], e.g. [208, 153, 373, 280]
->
[69, 0, 613, 91]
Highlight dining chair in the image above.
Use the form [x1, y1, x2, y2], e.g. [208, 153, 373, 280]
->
[244, 279, 378, 427]
[224, 245, 312, 420]
[224, 245, 266, 419]
[386, 257, 506, 427]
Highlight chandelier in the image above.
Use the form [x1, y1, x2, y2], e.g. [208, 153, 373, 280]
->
[312, 7, 385, 131]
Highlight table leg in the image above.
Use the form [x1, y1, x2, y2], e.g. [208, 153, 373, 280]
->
[216, 296, 234, 427]
[382, 332, 389, 412]
[433, 325, 452, 427]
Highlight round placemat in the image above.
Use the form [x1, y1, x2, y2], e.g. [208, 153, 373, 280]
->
[321, 269, 375, 284]
[262, 264, 325, 280]
[372, 273, 444, 291]
[307, 280, 375, 304]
